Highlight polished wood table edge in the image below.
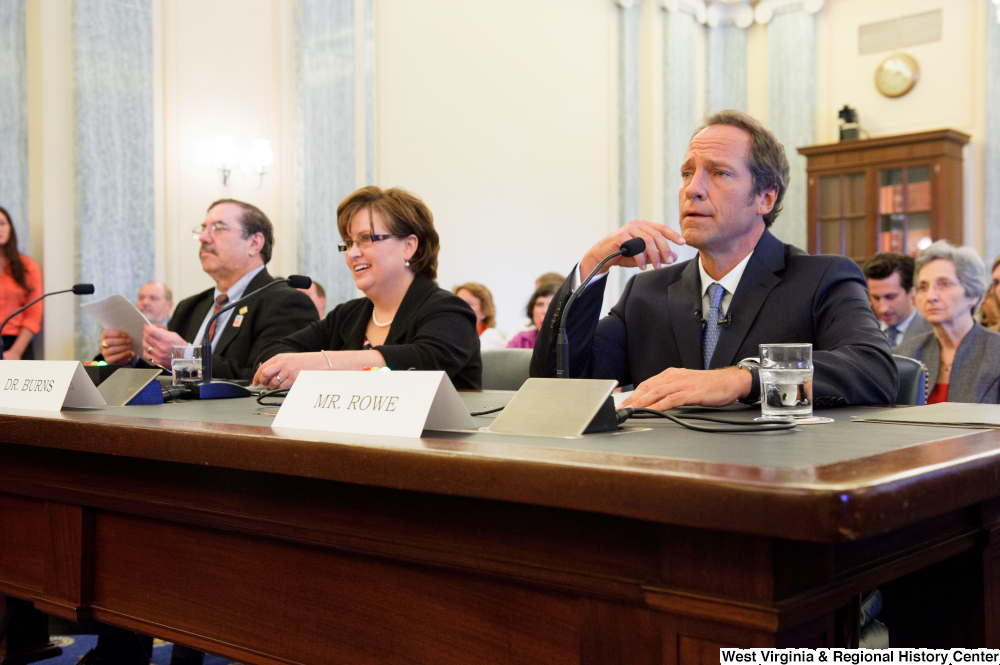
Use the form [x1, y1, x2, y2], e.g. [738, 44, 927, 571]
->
[4, 409, 1000, 543]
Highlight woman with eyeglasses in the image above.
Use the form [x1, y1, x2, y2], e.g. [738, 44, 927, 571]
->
[254, 186, 481, 389]
[895, 240, 1000, 404]
[0, 206, 43, 360]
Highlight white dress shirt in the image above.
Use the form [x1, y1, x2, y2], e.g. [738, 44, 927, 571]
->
[697, 251, 753, 318]
[192, 264, 266, 352]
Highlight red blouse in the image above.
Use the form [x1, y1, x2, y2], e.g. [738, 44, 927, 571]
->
[0, 256, 44, 337]
[927, 383, 949, 404]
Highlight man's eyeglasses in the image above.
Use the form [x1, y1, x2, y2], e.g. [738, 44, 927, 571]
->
[192, 222, 234, 240]
[915, 278, 962, 296]
[338, 233, 405, 252]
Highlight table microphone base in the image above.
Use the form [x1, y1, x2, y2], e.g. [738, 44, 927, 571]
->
[187, 380, 251, 399]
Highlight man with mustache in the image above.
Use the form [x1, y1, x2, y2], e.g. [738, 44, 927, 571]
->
[531, 110, 897, 408]
[100, 199, 317, 380]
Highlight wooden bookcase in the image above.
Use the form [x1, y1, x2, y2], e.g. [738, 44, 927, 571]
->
[798, 129, 969, 262]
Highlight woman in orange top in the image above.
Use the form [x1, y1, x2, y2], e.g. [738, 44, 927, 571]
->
[0, 206, 43, 360]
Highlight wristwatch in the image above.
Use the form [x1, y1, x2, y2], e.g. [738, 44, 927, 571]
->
[736, 357, 761, 404]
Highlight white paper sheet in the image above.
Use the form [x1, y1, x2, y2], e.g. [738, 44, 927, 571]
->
[81, 295, 150, 356]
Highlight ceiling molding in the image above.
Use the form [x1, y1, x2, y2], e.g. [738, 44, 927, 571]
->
[614, 0, 645, 9]
[754, 0, 825, 25]
[661, 0, 708, 26]
[706, 1, 753, 29]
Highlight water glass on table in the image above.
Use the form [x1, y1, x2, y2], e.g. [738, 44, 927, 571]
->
[171, 345, 202, 384]
[759, 343, 813, 420]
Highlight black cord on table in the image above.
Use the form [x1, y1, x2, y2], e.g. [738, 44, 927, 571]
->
[617, 407, 797, 433]
[257, 388, 290, 406]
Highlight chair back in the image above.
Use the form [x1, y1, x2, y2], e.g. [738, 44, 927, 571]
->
[892, 354, 927, 406]
[481, 348, 534, 391]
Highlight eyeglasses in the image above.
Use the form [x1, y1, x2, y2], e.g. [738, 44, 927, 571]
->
[915, 278, 962, 295]
[338, 233, 405, 252]
[192, 222, 234, 241]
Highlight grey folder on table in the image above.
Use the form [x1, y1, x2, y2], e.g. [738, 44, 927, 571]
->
[853, 403, 1000, 429]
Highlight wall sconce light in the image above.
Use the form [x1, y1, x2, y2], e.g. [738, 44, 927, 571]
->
[245, 139, 275, 189]
[213, 135, 274, 188]
[214, 135, 238, 185]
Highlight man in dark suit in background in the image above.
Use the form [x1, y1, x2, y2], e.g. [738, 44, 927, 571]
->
[863, 252, 932, 349]
[99, 199, 318, 381]
[531, 109, 897, 409]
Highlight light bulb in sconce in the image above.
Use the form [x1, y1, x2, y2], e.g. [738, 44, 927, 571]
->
[214, 135, 237, 185]
[244, 139, 274, 189]
[249, 140, 275, 173]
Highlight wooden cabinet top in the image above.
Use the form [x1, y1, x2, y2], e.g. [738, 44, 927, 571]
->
[798, 129, 971, 169]
[798, 128, 970, 156]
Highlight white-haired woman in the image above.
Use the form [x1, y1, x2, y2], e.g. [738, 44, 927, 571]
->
[896, 241, 1000, 403]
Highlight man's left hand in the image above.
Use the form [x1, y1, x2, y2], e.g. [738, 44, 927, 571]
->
[142, 325, 188, 368]
[619, 366, 752, 411]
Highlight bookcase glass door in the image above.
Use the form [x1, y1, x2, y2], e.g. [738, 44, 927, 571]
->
[879, 166, 932, 256]
[817, 173, 866, 260]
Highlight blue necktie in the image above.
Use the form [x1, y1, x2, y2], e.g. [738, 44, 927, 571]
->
[885, 325, 899, 347]
[703, 283, 725, 370]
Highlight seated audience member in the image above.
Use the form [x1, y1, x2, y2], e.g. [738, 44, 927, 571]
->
[454, 282, 506, 350]
[980, 287, 1000, 331]
[531, 109, 897, 408]
[983, 255, 1000, 331]
[507, 272, 564, 339]
[862, 252, 931, 348]
[99, 199, 318, 380]
[254, 186, 481, 389]
[896, 241, 1000, 404]
[136, 281, 174, 326]
[0, 206, 43, 360]
[301, 280, 326, 318]
[506, 282, 557, 349]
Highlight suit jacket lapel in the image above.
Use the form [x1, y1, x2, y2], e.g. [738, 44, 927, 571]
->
[668, 260, 704, 369]
[709, 229, 783, 369]
[182, 294, 214, 343]
[214, 268, 271, 356]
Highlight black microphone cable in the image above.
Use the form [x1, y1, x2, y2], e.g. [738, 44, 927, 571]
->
[615, 407, 796, 433]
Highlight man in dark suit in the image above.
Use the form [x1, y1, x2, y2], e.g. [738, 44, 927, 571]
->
[531, 110, 897, 409]
[863, 252, 933, 349]
[99, 199, 318, 381]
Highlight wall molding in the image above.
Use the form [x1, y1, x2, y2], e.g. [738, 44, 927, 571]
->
[993, 0, 1000, 23]
[614, 0, 644, 8]
[661, 0, 707, 26]
[707, 2, 753, 29]
[754, 0, 824, 25]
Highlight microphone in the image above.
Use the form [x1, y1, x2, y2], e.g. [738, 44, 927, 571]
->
[191, 274, 311, 399]
[0, 284, 95, 354]
[694, 309, 732, 328]
[556, 238, 646, 378]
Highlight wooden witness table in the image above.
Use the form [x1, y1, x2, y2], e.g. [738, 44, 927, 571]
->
[1, 395, 1000, 663]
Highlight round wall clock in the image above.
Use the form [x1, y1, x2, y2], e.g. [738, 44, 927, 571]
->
[875, 53, 920, 98]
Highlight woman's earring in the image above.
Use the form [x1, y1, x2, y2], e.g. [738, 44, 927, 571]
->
[405, 259, 410, 268]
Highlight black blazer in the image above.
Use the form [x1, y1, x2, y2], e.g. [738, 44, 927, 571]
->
[259, 274, 482, 390]
[531, 228, 898, 407]
[895, 324, 1000, 404]
[168, 267, 319, 381]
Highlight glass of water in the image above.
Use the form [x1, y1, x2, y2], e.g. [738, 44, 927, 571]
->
[759, 343, 813, 420]
[171, 345, 203, 384]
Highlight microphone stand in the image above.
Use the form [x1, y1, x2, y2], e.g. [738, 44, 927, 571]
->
[188, 275, 311, 399]
[556, 239, 645, 379]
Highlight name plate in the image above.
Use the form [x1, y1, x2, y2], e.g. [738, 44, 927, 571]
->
[271, 370, 476, 438]
[0, 361, 107, 411]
